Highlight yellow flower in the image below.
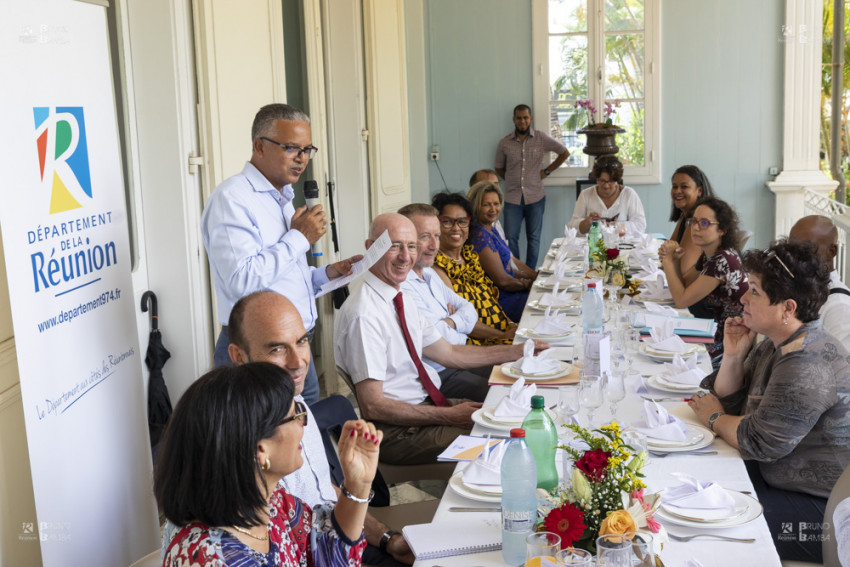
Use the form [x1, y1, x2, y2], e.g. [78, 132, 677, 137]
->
[599, 510, 637, 537]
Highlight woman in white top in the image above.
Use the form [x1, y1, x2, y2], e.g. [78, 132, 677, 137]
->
[568, 155, 646, 234]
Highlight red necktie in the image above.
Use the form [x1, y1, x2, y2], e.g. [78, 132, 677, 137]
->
[392, 292, 450, 407]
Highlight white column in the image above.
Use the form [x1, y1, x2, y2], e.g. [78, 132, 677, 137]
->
[767, 0, 837, 238]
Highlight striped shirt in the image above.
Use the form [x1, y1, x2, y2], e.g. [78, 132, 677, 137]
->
[494, 128, 567, 205]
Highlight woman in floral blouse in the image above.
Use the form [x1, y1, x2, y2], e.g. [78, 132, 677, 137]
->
[156, 362, 380, 566]
[659, 197, 748, 368]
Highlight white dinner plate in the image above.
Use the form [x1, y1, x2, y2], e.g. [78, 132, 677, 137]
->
[501, 361, 572, 381]
[643, 424, 714, 453]
[449, 471, 502, 503]
[516, 326, 575, 340]
[638, 295, 674, 305]
[639, 343, 704, 362]
[471, 408, 515, 432]
[528, 299, 581, 312]
[647, 375, 703, 394]
[535, 278, 583, 292]
[657, 490, 763, 528]
[481, 406, 558, 425]
[644, 424, 706, 448]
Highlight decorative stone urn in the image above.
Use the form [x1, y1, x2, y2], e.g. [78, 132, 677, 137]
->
[578, 125, 625, 156]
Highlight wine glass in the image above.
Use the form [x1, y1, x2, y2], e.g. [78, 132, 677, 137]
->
[626, 328, 642, 375]
[604, 372, 626, 420]
[579, 375, 603, 428]
[557, 386, 579, 429]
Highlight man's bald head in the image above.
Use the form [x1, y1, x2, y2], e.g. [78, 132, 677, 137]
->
[228, 291, 311, 395]
[367, 213, 418, 288]
[789, 215, 839, 266]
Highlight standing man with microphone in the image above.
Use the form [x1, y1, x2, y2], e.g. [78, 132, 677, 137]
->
[201, 103, 361, 405]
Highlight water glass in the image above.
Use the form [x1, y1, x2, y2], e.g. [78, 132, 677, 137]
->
[596, 533, 632, 567]
[526, 531, 561, 563]
[604, 372, 626, 420]
[579, 375, 603, 427]
[556, 548, 593, 566]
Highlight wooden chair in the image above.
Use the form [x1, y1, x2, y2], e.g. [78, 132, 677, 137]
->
[335, 366, 455, 484]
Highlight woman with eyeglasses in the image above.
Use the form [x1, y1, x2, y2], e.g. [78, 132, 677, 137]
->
[568, 155, 646, 235]
[688, 239, 850, 563]
[465, 182, 538, 322]
[431, 191, 516, 344]
[156, 362, 380, 566]
[659, 197, 748, 367]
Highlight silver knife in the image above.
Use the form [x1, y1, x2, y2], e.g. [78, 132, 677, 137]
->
[449, 507, 500, 512]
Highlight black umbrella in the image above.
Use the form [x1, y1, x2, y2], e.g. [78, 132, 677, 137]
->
[141, 291, 172, 449]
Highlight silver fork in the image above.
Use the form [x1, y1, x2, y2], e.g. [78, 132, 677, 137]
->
[669, 533, 755, 543]
[649, 450, 718, 458]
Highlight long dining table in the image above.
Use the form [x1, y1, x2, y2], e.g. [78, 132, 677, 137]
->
[410, 239, 783, 567]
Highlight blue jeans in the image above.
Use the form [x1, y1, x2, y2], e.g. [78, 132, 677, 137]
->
[213, 328, 320, 406]
[503, 195, 545, 268]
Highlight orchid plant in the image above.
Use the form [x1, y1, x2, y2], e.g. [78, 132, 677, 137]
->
[574, 98, 621, 127]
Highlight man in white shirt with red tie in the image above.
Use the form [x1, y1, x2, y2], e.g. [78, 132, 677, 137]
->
[334, 213, 547, 464]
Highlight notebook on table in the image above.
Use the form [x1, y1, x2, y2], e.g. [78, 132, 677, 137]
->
[402, 519, 502, 559]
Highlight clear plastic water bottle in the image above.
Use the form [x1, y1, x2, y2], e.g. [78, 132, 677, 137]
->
[587, 220, 603, 267]
[501, 428, 538, 566]
[582, 282, 604, 376]
[521, 395, 559, 491]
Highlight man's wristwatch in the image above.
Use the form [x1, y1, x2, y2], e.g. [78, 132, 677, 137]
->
[708, 411, 726, 433]
[379, 530, 401, 553]
[543, 168, 551, 176]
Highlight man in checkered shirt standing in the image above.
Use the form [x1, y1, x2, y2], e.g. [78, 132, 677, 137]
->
[494, 104, 569, 268]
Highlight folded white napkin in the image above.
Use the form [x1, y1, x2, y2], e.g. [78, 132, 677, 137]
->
[660, 354, 707, 386]
[462, 436, 507, 487]
[664, 473, 736, 510]
[648, 319, 688, 353]
[630, 400, 689, 441]
[644, 302, 678, 316]
[533, 307, 574, 335]
[493, 377, 537, 418]
[558, 226, 585, 255]
[601, 225, 619, 248]
[641, 274, 672, 300]
[684, 560, 705, 567]
[515, 338, 560, 374]
[544, 263, 581, 287]
[629, 251, 662, 281]
[632, 233, 656, 253]
[539, 283, 577, 308]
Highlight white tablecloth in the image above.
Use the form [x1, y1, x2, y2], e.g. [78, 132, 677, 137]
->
[411, 249, 782, 567]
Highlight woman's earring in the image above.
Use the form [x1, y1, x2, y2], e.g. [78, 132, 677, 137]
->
[262, 457, 271, 471]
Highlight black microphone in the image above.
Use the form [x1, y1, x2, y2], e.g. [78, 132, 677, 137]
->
[302, 180, 323, 258]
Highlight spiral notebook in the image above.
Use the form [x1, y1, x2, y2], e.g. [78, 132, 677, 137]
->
[402, 519, 502, 559]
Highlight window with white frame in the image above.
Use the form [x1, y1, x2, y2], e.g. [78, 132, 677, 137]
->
[532, 0, 659, 183]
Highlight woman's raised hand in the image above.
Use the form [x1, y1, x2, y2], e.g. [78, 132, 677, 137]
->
[337, 420, 381, 488]
[722, 316, 757, 359]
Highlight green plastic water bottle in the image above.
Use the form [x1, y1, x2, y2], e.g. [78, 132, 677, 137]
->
[521, 395, 559, 491]
[588, 220, 603, 268]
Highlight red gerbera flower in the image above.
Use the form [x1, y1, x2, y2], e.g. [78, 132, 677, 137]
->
[543, 503, 587, 547]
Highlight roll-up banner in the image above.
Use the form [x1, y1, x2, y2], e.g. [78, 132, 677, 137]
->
[0, 1, 159, 564]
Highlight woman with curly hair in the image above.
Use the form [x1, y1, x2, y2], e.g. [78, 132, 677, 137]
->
[689, 239, 850, 563]
[430, 191, 516, 344]
[567, 154, 646, 234]
[659, 197, 748, 366]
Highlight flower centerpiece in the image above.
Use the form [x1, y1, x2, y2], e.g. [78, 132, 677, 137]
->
[588, 247, 637, 292]
[537, 422, 666, 552]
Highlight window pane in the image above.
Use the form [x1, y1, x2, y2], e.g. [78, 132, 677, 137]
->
[550, 35, 588, 101]
[549, 102, 590, 168]
[604, 0, 644, 31]
[604, 33, 644, 99]
[614, 100, 645, 167]
[549, 0, 587, 33]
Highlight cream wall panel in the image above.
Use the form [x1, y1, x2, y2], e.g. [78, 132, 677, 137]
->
[363, 0, 411, 215]
[0, 231, 12, 343]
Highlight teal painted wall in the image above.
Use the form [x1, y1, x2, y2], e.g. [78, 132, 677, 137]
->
[410, 0, 784, 257]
